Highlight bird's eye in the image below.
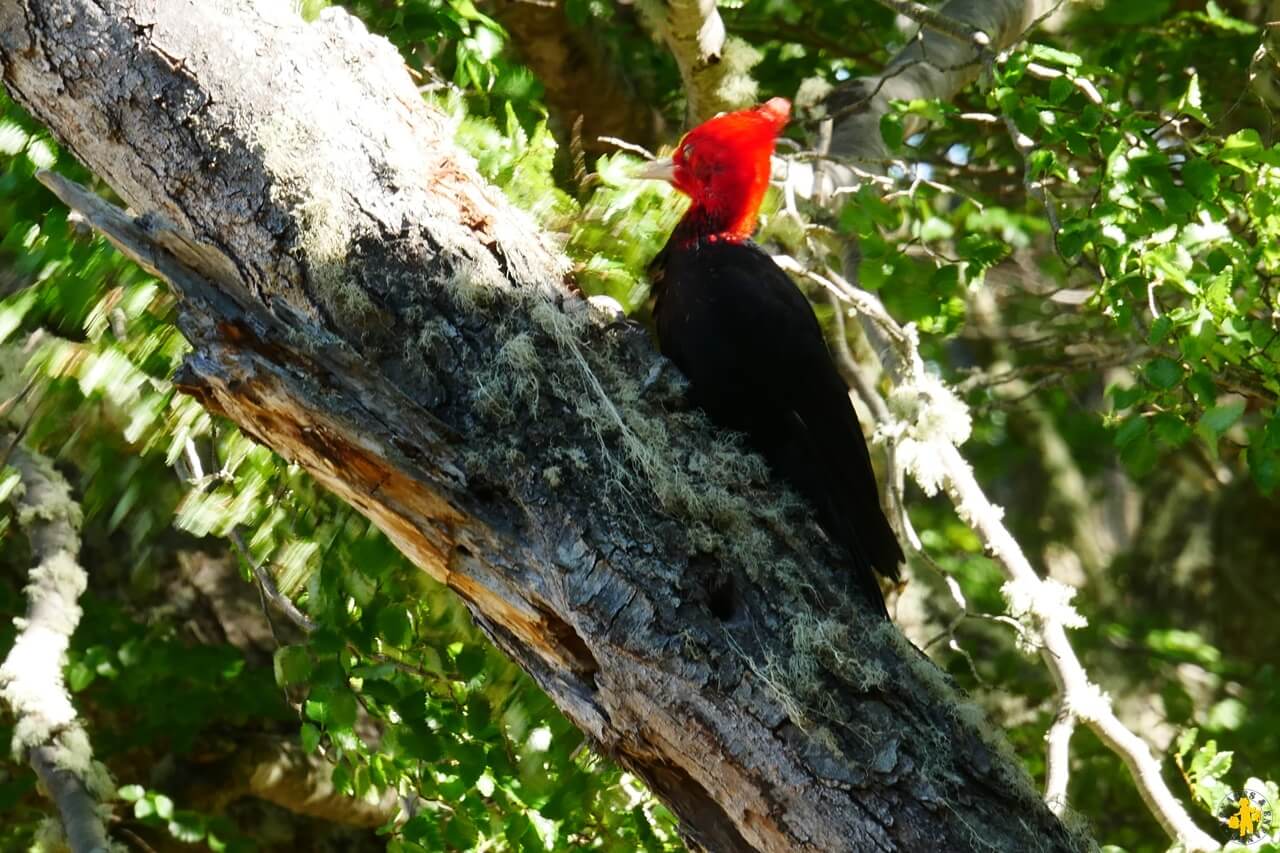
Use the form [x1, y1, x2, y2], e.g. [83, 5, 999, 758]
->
[681, 143, 694, 160]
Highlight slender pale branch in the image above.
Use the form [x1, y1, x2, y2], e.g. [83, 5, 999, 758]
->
[230, 530, 318, 634]
[1044, 706, 1077, 816]
[0, 443, 114, 853]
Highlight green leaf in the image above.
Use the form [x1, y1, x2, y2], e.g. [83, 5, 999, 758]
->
[1201, 0, 1258, 33]
[454, 646, 487, 681]
[328, 689, 358, 729]
[304, 697, 329, 724]
[353, 764, 372, 800]
[375, 605, 415, 649]
[1143, 357, 1183, 390]
[1026, 44, 1083, 67]
[1048, 76, 1075, 104]
[1251, 445, 1280, 493]
[1175, 727, 1199, 761]
[331, 760, 352, 795]
[67, 661, 96, 693]
[1121, 434, 1160, 475]
[879, 113, 903, 150]
[1147, 628, 1221, 666]
[1148, 315, 1173, 344]
[118, 784, 146, 802]
[859, 256, 897, 291]
[454, 742, 488, 787]
[1199, 400, 1245, 437]
[310, 628, 345, 656]
[402, 814, 441, 845]
[1175, 72, 1209, 125]
[466, 695, 492, 734]
[443, 814, 480, 849]
[1181, 158, 1218, 200]
[304, 683, 358, 729]
[957, 234, 1009, 268]
[399, 726, 443, 761]
[300, 723, 321, 754]
[919, 216, 954, 242]
[167, 811, 206, 843]
[1151, 413, 1191, 447]
[1205, 697, 1246, 731]
[1220, 129, 1263, 169]
[1190, 741, 1233, 782]
[153, 794, 174, 820]
[1109, 383, 1145, 411]
[1028, 149, 1056, 179]
[274, 645, 313, 687]
[1116, 412, 1146, 445]
[1187, 372, 1218, 405]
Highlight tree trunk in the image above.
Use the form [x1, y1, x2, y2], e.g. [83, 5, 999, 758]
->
[0, 1, 1089, 850]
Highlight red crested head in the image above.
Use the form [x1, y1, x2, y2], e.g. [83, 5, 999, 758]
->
[638, 98, 791, 245]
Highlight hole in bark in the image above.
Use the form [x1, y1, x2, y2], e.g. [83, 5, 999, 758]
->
[549, 618, 600, 685]
[707, 573, 736, 621]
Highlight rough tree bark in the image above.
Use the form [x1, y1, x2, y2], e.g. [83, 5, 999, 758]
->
[0, 1, 1091, 850]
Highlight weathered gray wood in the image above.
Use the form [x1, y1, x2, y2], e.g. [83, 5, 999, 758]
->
[1, 1, 1091, 850]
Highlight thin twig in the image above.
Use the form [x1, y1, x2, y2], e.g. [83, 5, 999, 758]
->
[229, 529, 317, 634]
[172, 437, 318, 635]
[597, 136, 657, 160]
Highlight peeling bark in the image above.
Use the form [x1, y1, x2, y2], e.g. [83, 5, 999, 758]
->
[1, 1, 1090, 850]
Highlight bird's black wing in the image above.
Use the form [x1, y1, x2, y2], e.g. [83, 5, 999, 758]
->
[654, 240, 903, 611]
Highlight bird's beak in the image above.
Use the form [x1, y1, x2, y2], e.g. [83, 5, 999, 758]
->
[633, 157, 676, 182]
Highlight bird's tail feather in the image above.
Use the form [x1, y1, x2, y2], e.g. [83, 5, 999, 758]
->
[766, 414, 892, 619]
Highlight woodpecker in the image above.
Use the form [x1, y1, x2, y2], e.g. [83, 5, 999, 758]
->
[637, 98, 903, 617]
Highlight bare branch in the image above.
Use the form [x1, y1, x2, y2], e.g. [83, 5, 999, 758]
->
[1044, 705, 1077, 816]
[0, 442, 114, 853]
[229, 529, 318, 634]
